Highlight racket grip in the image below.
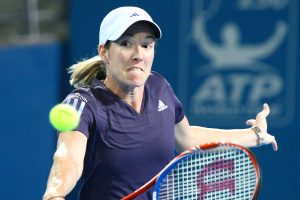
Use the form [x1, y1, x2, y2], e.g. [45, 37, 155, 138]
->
[121, 177, 156, 200]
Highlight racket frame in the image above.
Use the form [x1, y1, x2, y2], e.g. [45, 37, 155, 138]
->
[122, 142, 261, 200]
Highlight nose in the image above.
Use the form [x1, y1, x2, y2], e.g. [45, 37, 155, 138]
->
[132, 45, 144, 62]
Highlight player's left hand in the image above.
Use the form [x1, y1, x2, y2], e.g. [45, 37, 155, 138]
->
[245, 103, 278, 151]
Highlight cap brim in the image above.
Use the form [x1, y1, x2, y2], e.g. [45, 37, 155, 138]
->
[108, 19, 161, 42]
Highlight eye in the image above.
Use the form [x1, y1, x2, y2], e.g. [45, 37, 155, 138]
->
[142, 40, 155, 49]
[142, 43, 151, 48]
[119, 39, 131, 47]
[114, 36, 132, 47]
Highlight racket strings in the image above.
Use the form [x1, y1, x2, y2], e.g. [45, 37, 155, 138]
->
[156, 146, 257, 200]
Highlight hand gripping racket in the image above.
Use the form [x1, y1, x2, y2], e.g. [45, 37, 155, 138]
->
[122, 142, 261, 200]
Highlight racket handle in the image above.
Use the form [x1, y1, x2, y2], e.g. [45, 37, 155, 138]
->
[121, 177, 156, 200]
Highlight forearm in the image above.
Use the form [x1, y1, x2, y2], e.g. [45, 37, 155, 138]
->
[176, 105, 277, 152]
[43, 131, 87, 200]
[190, 126, 257, 147]
[43, 152, 83, 200]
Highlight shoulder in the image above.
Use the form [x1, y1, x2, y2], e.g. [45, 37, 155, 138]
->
[65, 87, 94, 104]
[62, 87, 99, 117]
[149, 71, 166, 80]
[148, 71, 171, 87]
[146, 71, 177, 102]
[65, 78, 107, 104]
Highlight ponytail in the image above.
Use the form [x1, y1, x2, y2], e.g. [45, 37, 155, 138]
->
[68, 56, 106, 88]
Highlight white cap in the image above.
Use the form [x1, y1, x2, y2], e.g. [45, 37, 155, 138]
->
[99, 7, 162, 45]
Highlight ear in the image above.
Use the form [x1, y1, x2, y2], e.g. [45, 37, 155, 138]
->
[98, 45, 109, 63]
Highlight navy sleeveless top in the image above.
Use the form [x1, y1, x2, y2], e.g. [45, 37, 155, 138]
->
[63, 72, 184, 200]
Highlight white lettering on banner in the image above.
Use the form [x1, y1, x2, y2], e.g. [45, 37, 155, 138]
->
[237, 0, 289, 10]
[191, 73, 283, 113]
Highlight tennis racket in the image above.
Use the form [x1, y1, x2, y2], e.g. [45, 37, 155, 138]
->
[122, 142, 261, 200]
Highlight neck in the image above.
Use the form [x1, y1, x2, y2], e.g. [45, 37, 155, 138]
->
[104, 79, 144, 113]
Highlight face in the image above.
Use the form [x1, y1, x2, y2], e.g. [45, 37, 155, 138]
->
[99, 24, 156, 91]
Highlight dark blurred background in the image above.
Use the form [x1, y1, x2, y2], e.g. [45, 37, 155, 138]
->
[0, 0, 299, 199]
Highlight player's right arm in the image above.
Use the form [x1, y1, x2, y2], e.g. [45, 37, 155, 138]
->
[43, 131, 87, 200]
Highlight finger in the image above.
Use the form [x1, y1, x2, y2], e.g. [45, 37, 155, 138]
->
[262, 103, 270, 117]
[256, 103, 270, 122]
[246, 119, 256, 126]
[271, 136, 278, 151]
[265, 133, 278, 151]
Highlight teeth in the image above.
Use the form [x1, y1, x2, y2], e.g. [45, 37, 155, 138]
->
[130, 67, 142, 71]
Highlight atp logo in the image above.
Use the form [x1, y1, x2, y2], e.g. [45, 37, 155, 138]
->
[178, 0, 297, 127]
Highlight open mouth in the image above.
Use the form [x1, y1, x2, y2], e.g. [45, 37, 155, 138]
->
[127, 67, 144, 72]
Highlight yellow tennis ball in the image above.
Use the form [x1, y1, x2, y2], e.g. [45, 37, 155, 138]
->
[49, 104, 79, 132]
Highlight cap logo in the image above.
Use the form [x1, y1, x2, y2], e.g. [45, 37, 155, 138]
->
[130, 12, 139, 17]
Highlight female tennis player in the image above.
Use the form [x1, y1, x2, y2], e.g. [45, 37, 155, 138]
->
[43, 6, 277, 200]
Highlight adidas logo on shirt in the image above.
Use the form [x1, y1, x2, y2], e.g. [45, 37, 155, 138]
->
[158, 100, 168, 112]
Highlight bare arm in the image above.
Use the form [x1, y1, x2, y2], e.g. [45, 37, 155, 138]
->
[43, 131, 87, 200]
[175, 104, 277, 153]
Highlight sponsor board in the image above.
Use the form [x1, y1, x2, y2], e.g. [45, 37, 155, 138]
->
[178, 0, 297, 127]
